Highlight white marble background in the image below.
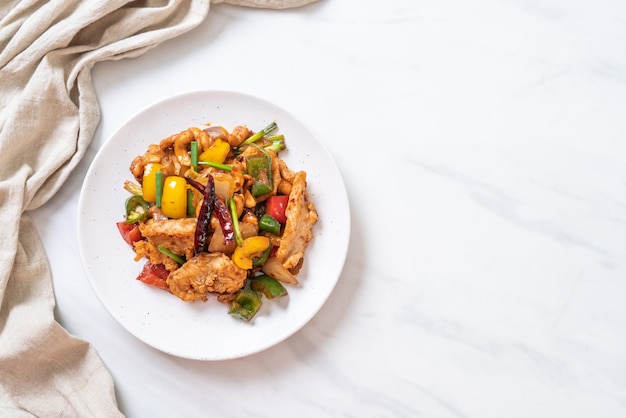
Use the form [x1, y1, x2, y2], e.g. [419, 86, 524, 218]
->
[32, 0, 626, 416]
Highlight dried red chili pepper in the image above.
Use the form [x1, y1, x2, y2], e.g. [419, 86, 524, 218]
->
[186, 176, 234, 245]
[193, 175, 215, 254]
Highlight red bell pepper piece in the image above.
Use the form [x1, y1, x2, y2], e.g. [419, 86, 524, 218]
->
[136, 261, 169, 290]
[265, 195, 289, 224]
[116, 221, 143, 245]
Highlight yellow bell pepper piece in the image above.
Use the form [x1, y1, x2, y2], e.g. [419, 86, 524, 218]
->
[161, 176, 187, 219]
[142, 163, 163, 203]
[232, 236, 270, 270]
[199, 138, 230, 164]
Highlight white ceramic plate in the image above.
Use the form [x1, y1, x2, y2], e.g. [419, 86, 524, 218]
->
[78, 90, 350, 360]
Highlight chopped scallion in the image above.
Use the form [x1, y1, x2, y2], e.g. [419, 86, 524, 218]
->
[241, 121, 278, 146]
[186, 188, 196, 217]
[229, 197, 243, 247]
[198, 160, 233, 172]
[157, 245, 186, 265]
[190, 141, 198, 172]
[155, 171, 163, 208]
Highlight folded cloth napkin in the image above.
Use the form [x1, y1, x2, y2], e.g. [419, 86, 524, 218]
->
[0, 0, 317, 416]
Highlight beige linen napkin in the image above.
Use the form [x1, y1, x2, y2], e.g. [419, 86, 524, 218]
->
[0, 0, 317, 416]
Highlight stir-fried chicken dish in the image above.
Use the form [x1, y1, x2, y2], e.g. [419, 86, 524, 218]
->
[116, 122, 318, 321]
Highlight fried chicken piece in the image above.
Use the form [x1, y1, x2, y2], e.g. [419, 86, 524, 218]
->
[227, 125, 251, 147]
[138, 218, 196, 260]
[216, 293, 237, 305]
[133, 240, 180, 272]
[129, 143, 165, 182]
[166, 253, 247, 302]
[159, 127, 210, 167]
[276, 156, 295, 183]
[276, 171, 318, 270]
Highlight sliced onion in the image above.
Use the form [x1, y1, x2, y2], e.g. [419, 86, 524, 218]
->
[204, 126, 228, 141]
[261, 257, 298, 284]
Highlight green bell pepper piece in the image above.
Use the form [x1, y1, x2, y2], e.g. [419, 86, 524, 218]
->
[251, 275, 287, 299]
[246, 154, 273, 197]
[229, 289, 263, 321]
[259, 213, 281, 235]
[252, 243, 273, 267]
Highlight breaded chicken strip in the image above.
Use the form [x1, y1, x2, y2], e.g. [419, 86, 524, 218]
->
[167, 253, 247, 302]
[138, 218, 196, 260]
[133, 240, 180, 272]
[276, 171, 318, 270]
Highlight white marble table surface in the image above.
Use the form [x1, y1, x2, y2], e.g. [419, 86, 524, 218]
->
[30, 1, 626, 417]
